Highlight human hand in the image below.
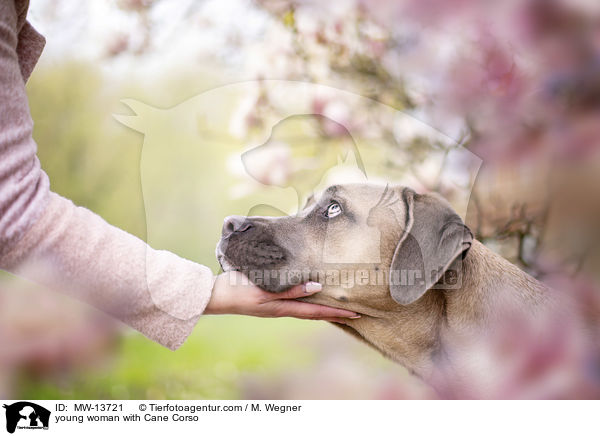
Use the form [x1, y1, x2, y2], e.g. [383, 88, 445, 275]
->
[204, 271, 360, 323]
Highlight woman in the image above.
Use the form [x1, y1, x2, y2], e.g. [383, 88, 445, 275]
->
[0, 0, 358, 350]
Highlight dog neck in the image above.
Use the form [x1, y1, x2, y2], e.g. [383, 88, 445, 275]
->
[338, 239, 548, 383]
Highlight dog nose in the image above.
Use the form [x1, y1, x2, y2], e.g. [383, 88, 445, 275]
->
[222, 215, 253, 237]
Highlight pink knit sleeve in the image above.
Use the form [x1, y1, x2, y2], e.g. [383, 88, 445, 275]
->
[0, 1, 215, 350]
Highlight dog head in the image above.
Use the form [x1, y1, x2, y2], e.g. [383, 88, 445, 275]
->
[216, 183, 472, 308]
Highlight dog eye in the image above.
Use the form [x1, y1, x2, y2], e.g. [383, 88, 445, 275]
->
[325, 202, 342, 218]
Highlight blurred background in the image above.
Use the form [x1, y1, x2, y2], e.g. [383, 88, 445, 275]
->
[1, 0, 599, 399]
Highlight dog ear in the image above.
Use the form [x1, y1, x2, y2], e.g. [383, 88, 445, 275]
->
[389, 188, 473, 305]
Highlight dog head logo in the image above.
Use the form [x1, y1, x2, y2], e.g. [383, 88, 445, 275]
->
[114, 80, 481, 317]
[3, 402, 50, 434]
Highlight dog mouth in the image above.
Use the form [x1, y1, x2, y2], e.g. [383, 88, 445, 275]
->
[216, 250, 237, 272]
[216, 237, 288, 271]
[216, 238, 238, 272]
[216, 236, 294, 292]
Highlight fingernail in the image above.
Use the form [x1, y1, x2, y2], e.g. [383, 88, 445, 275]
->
[349, 315, 361, 319]
[304, 282, 322, 293]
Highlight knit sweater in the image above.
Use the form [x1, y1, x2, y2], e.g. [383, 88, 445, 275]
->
[0, 0, 215, 350]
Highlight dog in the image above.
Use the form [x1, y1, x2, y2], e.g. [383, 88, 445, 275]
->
[216, 183, 549, 385]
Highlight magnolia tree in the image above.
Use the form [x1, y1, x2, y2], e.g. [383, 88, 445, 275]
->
[244, 0, 599, 278]
[247, 0, 600, 398]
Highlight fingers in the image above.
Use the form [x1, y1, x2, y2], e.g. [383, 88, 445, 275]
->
[252, 282, 362, 321]
[268, 300, 360, 320]
[261, 282, 322, 301]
